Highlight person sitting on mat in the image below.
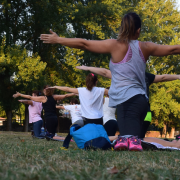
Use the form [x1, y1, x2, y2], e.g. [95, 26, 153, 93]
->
[17, 90, 43, 138]
[56, 98, 84, 148]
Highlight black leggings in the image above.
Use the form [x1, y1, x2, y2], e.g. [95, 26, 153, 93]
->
[141, 121, 150, 138]
[117, 94, 148, 138]
[104, 120, 119, 136]
[84, 117, 103, 125]
[45, 117, 58, 135]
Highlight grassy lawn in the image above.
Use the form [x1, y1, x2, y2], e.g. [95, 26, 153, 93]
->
[0, 132, 180, 180]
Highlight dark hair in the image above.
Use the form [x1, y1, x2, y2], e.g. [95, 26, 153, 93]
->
[32, 90, 41, 96]
[70, 98, 79, 105]
[43, 85, 54, 96]
[117, 12, 141, 43]
[86, 73, 98, 91]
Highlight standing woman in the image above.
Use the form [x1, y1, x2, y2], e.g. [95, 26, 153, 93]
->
[18, 90, 43, 138]
[13, 85, 75, 139]
[47, 73, 109, 125]
[41, 12, 180, 149]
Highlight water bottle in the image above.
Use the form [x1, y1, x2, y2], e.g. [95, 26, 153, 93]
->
[40, 127, 45, 136]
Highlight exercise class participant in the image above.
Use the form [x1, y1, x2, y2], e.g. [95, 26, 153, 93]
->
[13, 86, 75, 139]
[18, 90, 43, 138]
[56, 98, 83, 148]
[46, 73, 109, 125]
[41, 12, 180, 150]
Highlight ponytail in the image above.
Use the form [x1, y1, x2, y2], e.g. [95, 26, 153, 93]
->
[117, 12, 141, 43]
[86, 73, 98, 91]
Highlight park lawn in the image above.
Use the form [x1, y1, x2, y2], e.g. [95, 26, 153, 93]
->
[0, 132, 180, 180]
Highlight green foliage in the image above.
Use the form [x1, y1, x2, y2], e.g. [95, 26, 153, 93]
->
[0, 40, 46, 111]
[1, 0, 180, 130]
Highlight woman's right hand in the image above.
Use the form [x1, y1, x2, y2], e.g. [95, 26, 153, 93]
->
[40, 30, 59, 44]
[13, 92, 21, 98]
[46, 86, 57, 89]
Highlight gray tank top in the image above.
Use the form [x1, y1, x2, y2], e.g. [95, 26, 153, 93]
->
[108, 40, 147, 107]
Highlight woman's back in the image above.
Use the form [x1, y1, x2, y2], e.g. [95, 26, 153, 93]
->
[29, 101, 42, 123]
[109, 40, 147, 107]
[42, 96, 57, 118]
[78, 87, 105, 119]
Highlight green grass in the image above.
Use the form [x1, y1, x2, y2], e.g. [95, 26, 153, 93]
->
[0, 132, 180, 180]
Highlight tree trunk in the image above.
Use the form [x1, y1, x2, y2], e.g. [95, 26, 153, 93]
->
[5, 110, 12, 131]
[169, 127, 175, 139]
[24, 104, 29, 132]
[162, 123, 167, 138]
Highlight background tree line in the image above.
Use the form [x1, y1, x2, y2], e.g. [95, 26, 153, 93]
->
[0, 0, 180, 136]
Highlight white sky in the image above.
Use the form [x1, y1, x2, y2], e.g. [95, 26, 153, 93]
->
[177, 0, 180, 11]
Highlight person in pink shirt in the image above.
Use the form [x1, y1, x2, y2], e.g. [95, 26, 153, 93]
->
[18, 90, 43, 138]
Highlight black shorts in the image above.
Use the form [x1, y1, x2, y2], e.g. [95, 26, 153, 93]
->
[84, 117, 103, 125]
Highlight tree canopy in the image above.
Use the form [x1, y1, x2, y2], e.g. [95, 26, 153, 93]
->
[0, 0, 180, 132]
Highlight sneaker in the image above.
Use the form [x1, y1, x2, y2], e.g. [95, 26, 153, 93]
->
[114, 136, 128, 151]
[128, 136, 143, 151]
[45, 132, 55, 141]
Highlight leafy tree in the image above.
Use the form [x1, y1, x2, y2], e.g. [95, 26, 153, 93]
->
[0, 40, 46, 130]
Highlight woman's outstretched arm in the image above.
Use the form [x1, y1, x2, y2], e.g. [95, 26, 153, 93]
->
[56, 106, 65, 110]
[153, 74, 180, 83]
[76, 65, 112, 79]
[40, 30, 114, 54]
[18, 100, 33, 106]
[53, 93, 76, 100]
[13, 92, 46, 103]
[47, 86, 78, 94]
[141, 41, 180, 59]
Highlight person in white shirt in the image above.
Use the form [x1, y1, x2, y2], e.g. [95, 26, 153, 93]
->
[56, 98, 84, 148]
[46, 73, 109, 125]
[103, 88, 119, 136]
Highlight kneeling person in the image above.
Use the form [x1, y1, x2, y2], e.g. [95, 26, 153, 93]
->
[56, 98, 84, 148]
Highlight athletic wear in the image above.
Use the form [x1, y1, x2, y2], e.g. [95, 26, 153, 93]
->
[109, 40, 147, 107]
[84, 117, 103, 125]
[64, 105, 83, 124]
[145, 72, 155, 111]
[104, 120, 118, 136]
[63, 119, 84, 149]
[128, 136, 143, 151]
[144, 111, 152, 122]
[78, 87, 105, 119]
[42, 96, 57, 119]
[103, 97, 116, 124]
[42, 96, 57, 136]
[140, 73, 155, 138]
[114, 136, 128, 151]
[117, 94, 148, 138]
[28, 101, 42, 123]
[45, 117, 58, 135]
